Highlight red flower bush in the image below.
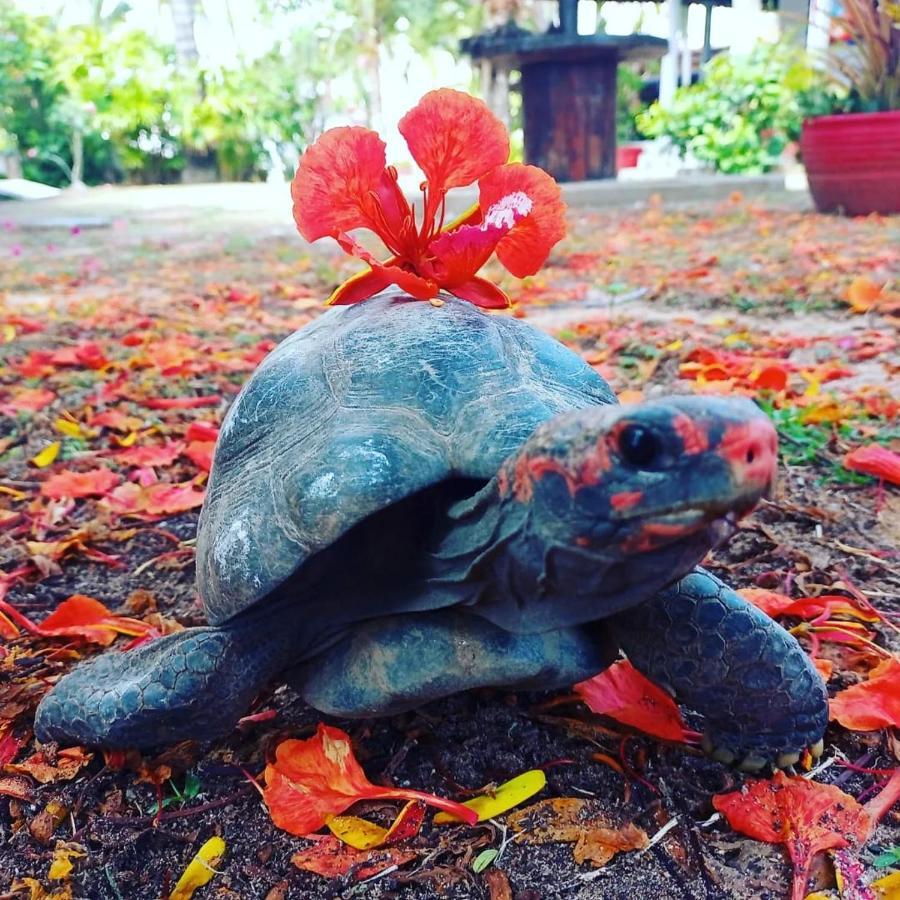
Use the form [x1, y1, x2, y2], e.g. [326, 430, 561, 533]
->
[291, 89, 567, 308]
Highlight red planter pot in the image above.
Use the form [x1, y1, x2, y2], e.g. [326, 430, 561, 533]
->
[616, 145, 643, 170]
[800, 110, 900, 216]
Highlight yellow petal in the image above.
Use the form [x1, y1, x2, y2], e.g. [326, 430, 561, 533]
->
[116, 431, 139, 448]
[434, 769, 547, 824]
[48, 843, 85, 880]
[327, 815, 388, 850]
[54, 418, 83, 439]
[169, 836, 226, 900]
[31, 442, 61, 468]
[873, 870, 900, 899]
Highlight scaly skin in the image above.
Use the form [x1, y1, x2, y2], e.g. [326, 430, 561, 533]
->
[609, 568, 828, 769]
[35, 615, 292, 749]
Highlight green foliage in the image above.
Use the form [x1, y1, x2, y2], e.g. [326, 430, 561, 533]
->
[637, 44, 823, 174]
[617, 64, 649, 143]
[820, 0, 899, 112]
[0, 0, 485, 187]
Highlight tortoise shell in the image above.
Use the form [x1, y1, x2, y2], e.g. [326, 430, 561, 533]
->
[195, 292, 615, 624]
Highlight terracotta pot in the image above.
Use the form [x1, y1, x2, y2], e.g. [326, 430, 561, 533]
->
[616, 145, 643, 170]
[800, 110, 900, 216]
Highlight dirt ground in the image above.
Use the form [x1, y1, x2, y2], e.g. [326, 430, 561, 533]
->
[0, 188, 897, 900]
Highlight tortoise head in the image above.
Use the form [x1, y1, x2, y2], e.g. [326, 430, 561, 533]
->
[497, 395, 776, 583]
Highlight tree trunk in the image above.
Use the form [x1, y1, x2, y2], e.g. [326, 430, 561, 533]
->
[170, 0, 199, 70]
[70, 130, 86, 189]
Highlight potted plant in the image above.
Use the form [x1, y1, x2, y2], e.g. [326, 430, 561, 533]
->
[800, 0, 899, 215]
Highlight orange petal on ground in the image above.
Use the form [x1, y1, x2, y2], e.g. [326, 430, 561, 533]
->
[830, 657, 900, 731]
[712, 771, 870, 900]
[263, 724, 476, 836]
[843, 444, 900, 486]
[37, 594, 156, 646]
[574, 659, 693, 743]
[41, 467, 120, 500]
[845, 276, 883, 313]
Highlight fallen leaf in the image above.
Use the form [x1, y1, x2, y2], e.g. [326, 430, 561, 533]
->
[32, 594, 155, 646]
[114, 440, 185, 468]
[844, 445, 900, 486]
[574, 659, 694, 742]
[831, 657, 900, 731]
[142, 395, 222, 410]
[484, 868, 513, 899]
[872, 870, 900, 898]
[0, 774, 34, 801]
[507, 798, 648, 868]
[327, 799, 425, 850]
[291, 834, 416, 880]
[263, 724, 477, 836]
[169, 835, 226, 900]
[30, 443, 61, 468]
[41, 468, 120, 500]
[29, 799, 70, 845]
[48, 842, 86, 880]
[9, 878, 73, 900]
[105, 481, 205, 517]
[183, 440, 215, 472]
[433, 770, 547, 824]
[845, 276, 883, 313]
[8, 747, 93, 784]
[712, 772, 870, 900]
[185, 421, 219, 442]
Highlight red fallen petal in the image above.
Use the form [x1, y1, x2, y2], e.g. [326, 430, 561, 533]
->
[292, 126, 387, 243]
[398, 89, 508, 194]
[574, 660, 693, 743]
[327, 267, 393, 306]
[184, 440, 215, 473]
[41, 467, 120, 500]
[185, 421, 219, 442]
[37, 594, 155, 646]
[712, 771, 870, 900]
[264, 724, 477, 836]
[140, 482, 205, 516]
[478, 164, 567, 278]
[447, 276, 511, 309]
[830, 657, 900, 731]
[115, 440, 185, 469]
[751, 365, 789, 391]
[291, 835, 416, 881]
[142, 395, 222, 410]
[843, 444, 900, 486]
[429, 223, 507, 286]
[2, 387, 56, 413]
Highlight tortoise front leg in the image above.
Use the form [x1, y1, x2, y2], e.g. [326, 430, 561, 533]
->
[608, 568, 828, 770]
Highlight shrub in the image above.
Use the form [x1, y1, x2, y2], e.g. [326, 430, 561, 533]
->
[636, 43, 822, 174]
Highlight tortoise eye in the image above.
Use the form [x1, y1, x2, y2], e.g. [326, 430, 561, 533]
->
[619, 424, 659, 467]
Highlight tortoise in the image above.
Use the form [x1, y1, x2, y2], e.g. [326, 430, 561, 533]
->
[35, 292, 827, 769]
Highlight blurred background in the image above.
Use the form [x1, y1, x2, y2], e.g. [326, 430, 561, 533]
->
[0, 0, 882, 192]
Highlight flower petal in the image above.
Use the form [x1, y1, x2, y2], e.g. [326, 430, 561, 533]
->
[327, 268, 393, 306]
[428, 223, 506, 287]
[337, 234, 438, 300]
[447, 276, 511, 309]
[292, 127, 387, 242]
[478, 164, 567, 278]
[398, 89, 509, 194]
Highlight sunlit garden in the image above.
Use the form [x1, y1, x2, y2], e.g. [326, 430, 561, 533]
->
[0, 1, 898, 899]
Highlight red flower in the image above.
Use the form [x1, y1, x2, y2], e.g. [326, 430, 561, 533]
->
[291, 89, 567, 308]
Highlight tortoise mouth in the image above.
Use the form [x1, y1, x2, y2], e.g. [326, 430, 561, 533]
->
[617, 506, 741, 555]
